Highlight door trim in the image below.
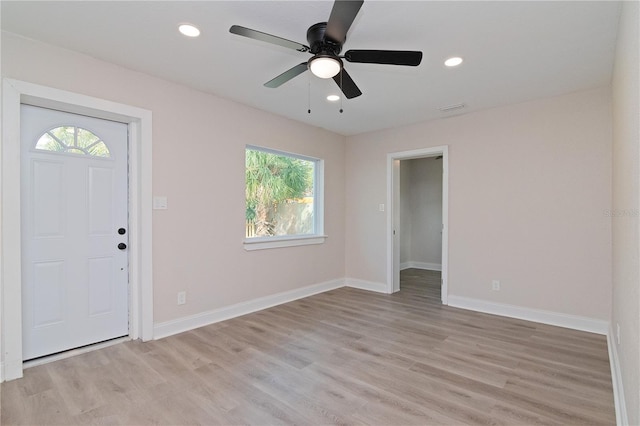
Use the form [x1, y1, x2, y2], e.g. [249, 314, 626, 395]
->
[386, 146, 449, 303]
[1, 78, 153, 381]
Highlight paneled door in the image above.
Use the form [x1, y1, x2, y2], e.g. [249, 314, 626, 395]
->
[21, 105, 129, 360]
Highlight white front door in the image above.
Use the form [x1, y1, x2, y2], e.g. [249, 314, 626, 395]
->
[20, 105, 129, 360]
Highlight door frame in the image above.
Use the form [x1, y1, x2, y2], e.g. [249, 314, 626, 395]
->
[1, 78, 154, 381]
[386, 146, 449, 303]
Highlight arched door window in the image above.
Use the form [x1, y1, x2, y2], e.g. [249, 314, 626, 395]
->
[35, 126, 111, 158]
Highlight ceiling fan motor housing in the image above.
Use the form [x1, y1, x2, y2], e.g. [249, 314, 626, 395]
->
[307, 22, 343, 55]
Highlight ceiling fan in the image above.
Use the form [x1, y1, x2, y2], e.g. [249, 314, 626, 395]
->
[229, 0, 423, 99]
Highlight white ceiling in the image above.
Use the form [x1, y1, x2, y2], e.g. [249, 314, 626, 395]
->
[2, 1, 621, 136]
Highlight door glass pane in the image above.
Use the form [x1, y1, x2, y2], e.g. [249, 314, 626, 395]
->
[35, 126, 111, 158]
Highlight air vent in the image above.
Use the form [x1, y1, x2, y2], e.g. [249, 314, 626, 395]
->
[438, 103, 466, 113]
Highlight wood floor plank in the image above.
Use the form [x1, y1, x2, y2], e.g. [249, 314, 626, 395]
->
[1, 269, 615, 425]
[304, 361, 457, 425]
[313, 350, 499, 424]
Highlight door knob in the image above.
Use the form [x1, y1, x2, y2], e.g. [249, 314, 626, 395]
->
[118, 228, 126, 235]
[118, 243, 127, 250]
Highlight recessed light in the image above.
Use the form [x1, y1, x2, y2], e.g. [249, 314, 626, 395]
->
[327, 95, 340, 102]
[444, 56, 463, 67]
[179, 24, 200, 37]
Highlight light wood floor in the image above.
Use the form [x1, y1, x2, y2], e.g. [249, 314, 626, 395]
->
[1, 269, 615, 425]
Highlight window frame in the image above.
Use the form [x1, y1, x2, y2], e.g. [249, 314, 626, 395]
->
[243, 145, 326, 251]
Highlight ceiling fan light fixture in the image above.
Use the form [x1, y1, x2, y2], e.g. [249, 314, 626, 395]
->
[327, 94, 340, 102]
[309, 55, 342, 79]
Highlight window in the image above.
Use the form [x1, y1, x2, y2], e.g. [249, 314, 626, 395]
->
[35, 126, 110, 158]
[244, 146, 325, 250]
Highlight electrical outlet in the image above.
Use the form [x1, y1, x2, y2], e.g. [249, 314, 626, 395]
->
[616, 323, 621, 345]
[177, 291, 186, 305]
[492, 280, 500, 291]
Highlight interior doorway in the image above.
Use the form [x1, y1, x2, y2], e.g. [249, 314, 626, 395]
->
[397, 156, 443, 299]
[386, 146, 448, 304]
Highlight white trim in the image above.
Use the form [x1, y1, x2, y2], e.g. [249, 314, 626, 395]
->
[246, 144, 319, 163]
[400, 261, 442, 271]
[1, 360, 22, 383]
[447, 295, 609, 335]
[1, 80, 22, 382]
[345, 278, 388, 293]
[154, 279, 344, 339]
[607, 325, 628, 426]
[244, 235, 327, 251]
[387, 146, 449, 303]
[1, 79, 153, 382]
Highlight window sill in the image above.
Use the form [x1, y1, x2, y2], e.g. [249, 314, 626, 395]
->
[243, 235, 327, 251]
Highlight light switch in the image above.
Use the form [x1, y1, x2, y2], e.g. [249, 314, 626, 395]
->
[153, 196, 168, 210]
[378, 204, 385, 212]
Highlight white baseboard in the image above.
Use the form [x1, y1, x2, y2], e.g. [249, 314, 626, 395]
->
[607, 325, 628, 426]
[345, 278, 388, 293]
[400, 261, 442, 271]
[447, 295, 609, 335]
[153, 279, 345, 340]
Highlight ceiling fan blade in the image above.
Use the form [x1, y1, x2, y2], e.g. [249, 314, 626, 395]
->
[230, 25, 310, 52]
[345, 50, 423, 66]
[333, 68, 362, 99]
[264, 63, 308, 88]
[325, 0, 364, 44]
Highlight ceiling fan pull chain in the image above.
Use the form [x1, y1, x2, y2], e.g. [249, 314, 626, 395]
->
[340, 69, 344, 113]
[308, 76, 311, 114]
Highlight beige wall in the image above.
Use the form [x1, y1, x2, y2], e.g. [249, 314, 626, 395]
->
[611, 1, 640, 424]
[2, 32, 346, 324]
[399, 161, 412, 263]
[346, 87, 612, 320]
